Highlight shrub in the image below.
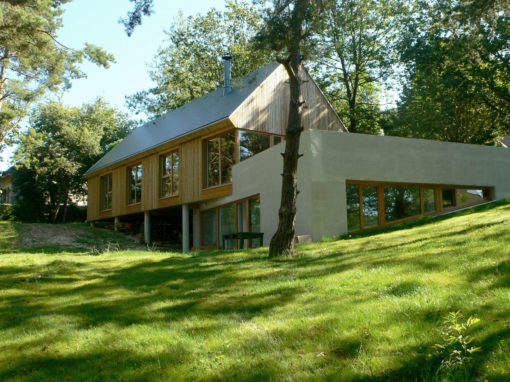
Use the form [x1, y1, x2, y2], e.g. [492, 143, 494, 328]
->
[435, 311, 481, 381]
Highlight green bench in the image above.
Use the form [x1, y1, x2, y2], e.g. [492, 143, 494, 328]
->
[222, 232, 264, 249]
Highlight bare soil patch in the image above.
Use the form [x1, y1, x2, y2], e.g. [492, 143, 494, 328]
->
[16, 223, 144, 250]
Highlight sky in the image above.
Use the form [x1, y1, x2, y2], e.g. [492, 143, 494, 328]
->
[0, 0, 226, 171]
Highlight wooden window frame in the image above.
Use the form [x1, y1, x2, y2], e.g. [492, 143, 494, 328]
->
[100, 173, 113, 211]
[203, 129, 286, 190]
[238, 129, 285, 163]
[127, 163, 143, 206]
[160, 150, 180, 199]
[205, 130, 236, 189]
[201, 194, 260, 249]
[346, 180, 493, 233]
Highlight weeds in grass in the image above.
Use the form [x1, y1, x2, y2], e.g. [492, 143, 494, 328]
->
[89, 241, 120, 256]
[435, 311, 481, 381]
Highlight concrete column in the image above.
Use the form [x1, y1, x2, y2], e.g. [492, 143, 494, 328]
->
[182, 204, 190, 252]
[114, 216, 120, 231]
[144, 211, 150, 244]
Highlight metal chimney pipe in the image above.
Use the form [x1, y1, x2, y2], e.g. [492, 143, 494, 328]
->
[222, 55, 232, 95]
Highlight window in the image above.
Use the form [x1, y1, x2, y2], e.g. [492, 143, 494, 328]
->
[384, 186, 421, 222]
[219, 204, 236, 248]
[442, 189, 455, 208]
[455, 188, 485, 208]
[202, 195, 261, 248]
[203, 209, 217, 247]
[128, 164, 142, 204]
[101, 174, 112, 210]
[423, 188, 436, 213]
[161, 151, 179, 197]
[346, 181, 492, 232]
[346, 184, 361, 232]
[239, 131, 271, 161]
[207, 132, 235, 187]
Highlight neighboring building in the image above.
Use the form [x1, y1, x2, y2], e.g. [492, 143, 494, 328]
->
[85, 58, 510, 251]
[0, 167, 15, 205]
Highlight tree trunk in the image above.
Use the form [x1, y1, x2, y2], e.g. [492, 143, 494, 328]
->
[269, 55, 305, 257]
[268, 0, 309, 257]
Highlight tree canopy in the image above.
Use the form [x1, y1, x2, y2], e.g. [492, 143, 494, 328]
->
[389, 0, 510, 144]
[126, 0, 274, 119]
[0, 0, 114, 146]
[13, 100, 132, 223]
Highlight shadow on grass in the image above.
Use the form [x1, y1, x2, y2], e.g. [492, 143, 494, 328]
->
[1, 199, 509, 380]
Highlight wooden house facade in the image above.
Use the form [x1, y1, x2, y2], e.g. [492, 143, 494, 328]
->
[85, 61, 346, 249]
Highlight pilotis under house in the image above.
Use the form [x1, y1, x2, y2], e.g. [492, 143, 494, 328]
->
[85, 57, 510, 251]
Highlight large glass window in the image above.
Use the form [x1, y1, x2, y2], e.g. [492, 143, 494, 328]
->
[442, 188, 455, 209]
[346, 184, 361, 232]
[202, 196, 261, 248]
[239, 131, 271, 161]
[220, 204, 236, 249]
[346, 181, 489, 232]
[207, 132, 235, 187]
[161, 151, 179, 197]
[423, 188, 436, 213]
[249, 198, 260, 233]
[455, 189, 484, 207]
[203, 209, 217, 247]
[128, 164, 142, 204]
[362, 186, 379, 228]
[101, 174, 112, 210]
[384, 186, 421, 222]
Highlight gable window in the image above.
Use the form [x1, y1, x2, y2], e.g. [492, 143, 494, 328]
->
[161, 151, 179, 197]
[207, 131, 235, 187]
[128, 164, 142, 204]
[101, 174, 112, 210]
[239, 131, 271, 161]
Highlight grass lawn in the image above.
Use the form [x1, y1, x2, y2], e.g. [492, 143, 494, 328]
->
[0, 201, 509, 381]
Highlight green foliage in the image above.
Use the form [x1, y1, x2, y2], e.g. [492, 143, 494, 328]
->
[435, 311, 482, 381]
[14, 99, 132, 223]
[390, 0, 510, 144]
[0, 0, 114, 146]
[126, 0, 274, 119]
[312, 0, 404, 134]
[0, 204, 14, 220]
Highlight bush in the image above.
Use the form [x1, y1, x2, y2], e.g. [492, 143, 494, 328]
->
[0, 205, 15, 221]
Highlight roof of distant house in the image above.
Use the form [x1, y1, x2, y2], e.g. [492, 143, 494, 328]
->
[502, 136, 510, 148]
[0, 166, 15, 178]
[85, 62, 281, 176]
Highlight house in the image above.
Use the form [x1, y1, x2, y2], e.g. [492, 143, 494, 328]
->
[85, 58, 510, 251]
[0, 166, 15, 205]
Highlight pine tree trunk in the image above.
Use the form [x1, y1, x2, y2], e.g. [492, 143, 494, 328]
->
[269, 54, 304, 257]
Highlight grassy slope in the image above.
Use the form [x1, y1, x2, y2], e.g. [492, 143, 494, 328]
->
[0, 202, 509, 381]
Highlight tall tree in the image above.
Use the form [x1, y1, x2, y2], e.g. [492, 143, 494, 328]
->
[14, 100, 132, 223]
[0, 0, 114, 146]
[126, 0, 274, 119]
[313, 0, 402, 134]
[391, 0, 510, 144]
[257, 0, 323, 257]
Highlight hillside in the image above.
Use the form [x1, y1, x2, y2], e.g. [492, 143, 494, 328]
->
[0, 201, 509, 381]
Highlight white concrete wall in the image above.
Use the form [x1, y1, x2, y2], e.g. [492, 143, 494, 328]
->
[307, 130, 510, 239]
[198, 129, 510, 245]
[199, 139, 312, 246]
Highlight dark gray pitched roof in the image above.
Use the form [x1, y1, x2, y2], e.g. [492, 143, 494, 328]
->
[85, 62, 280, 175]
